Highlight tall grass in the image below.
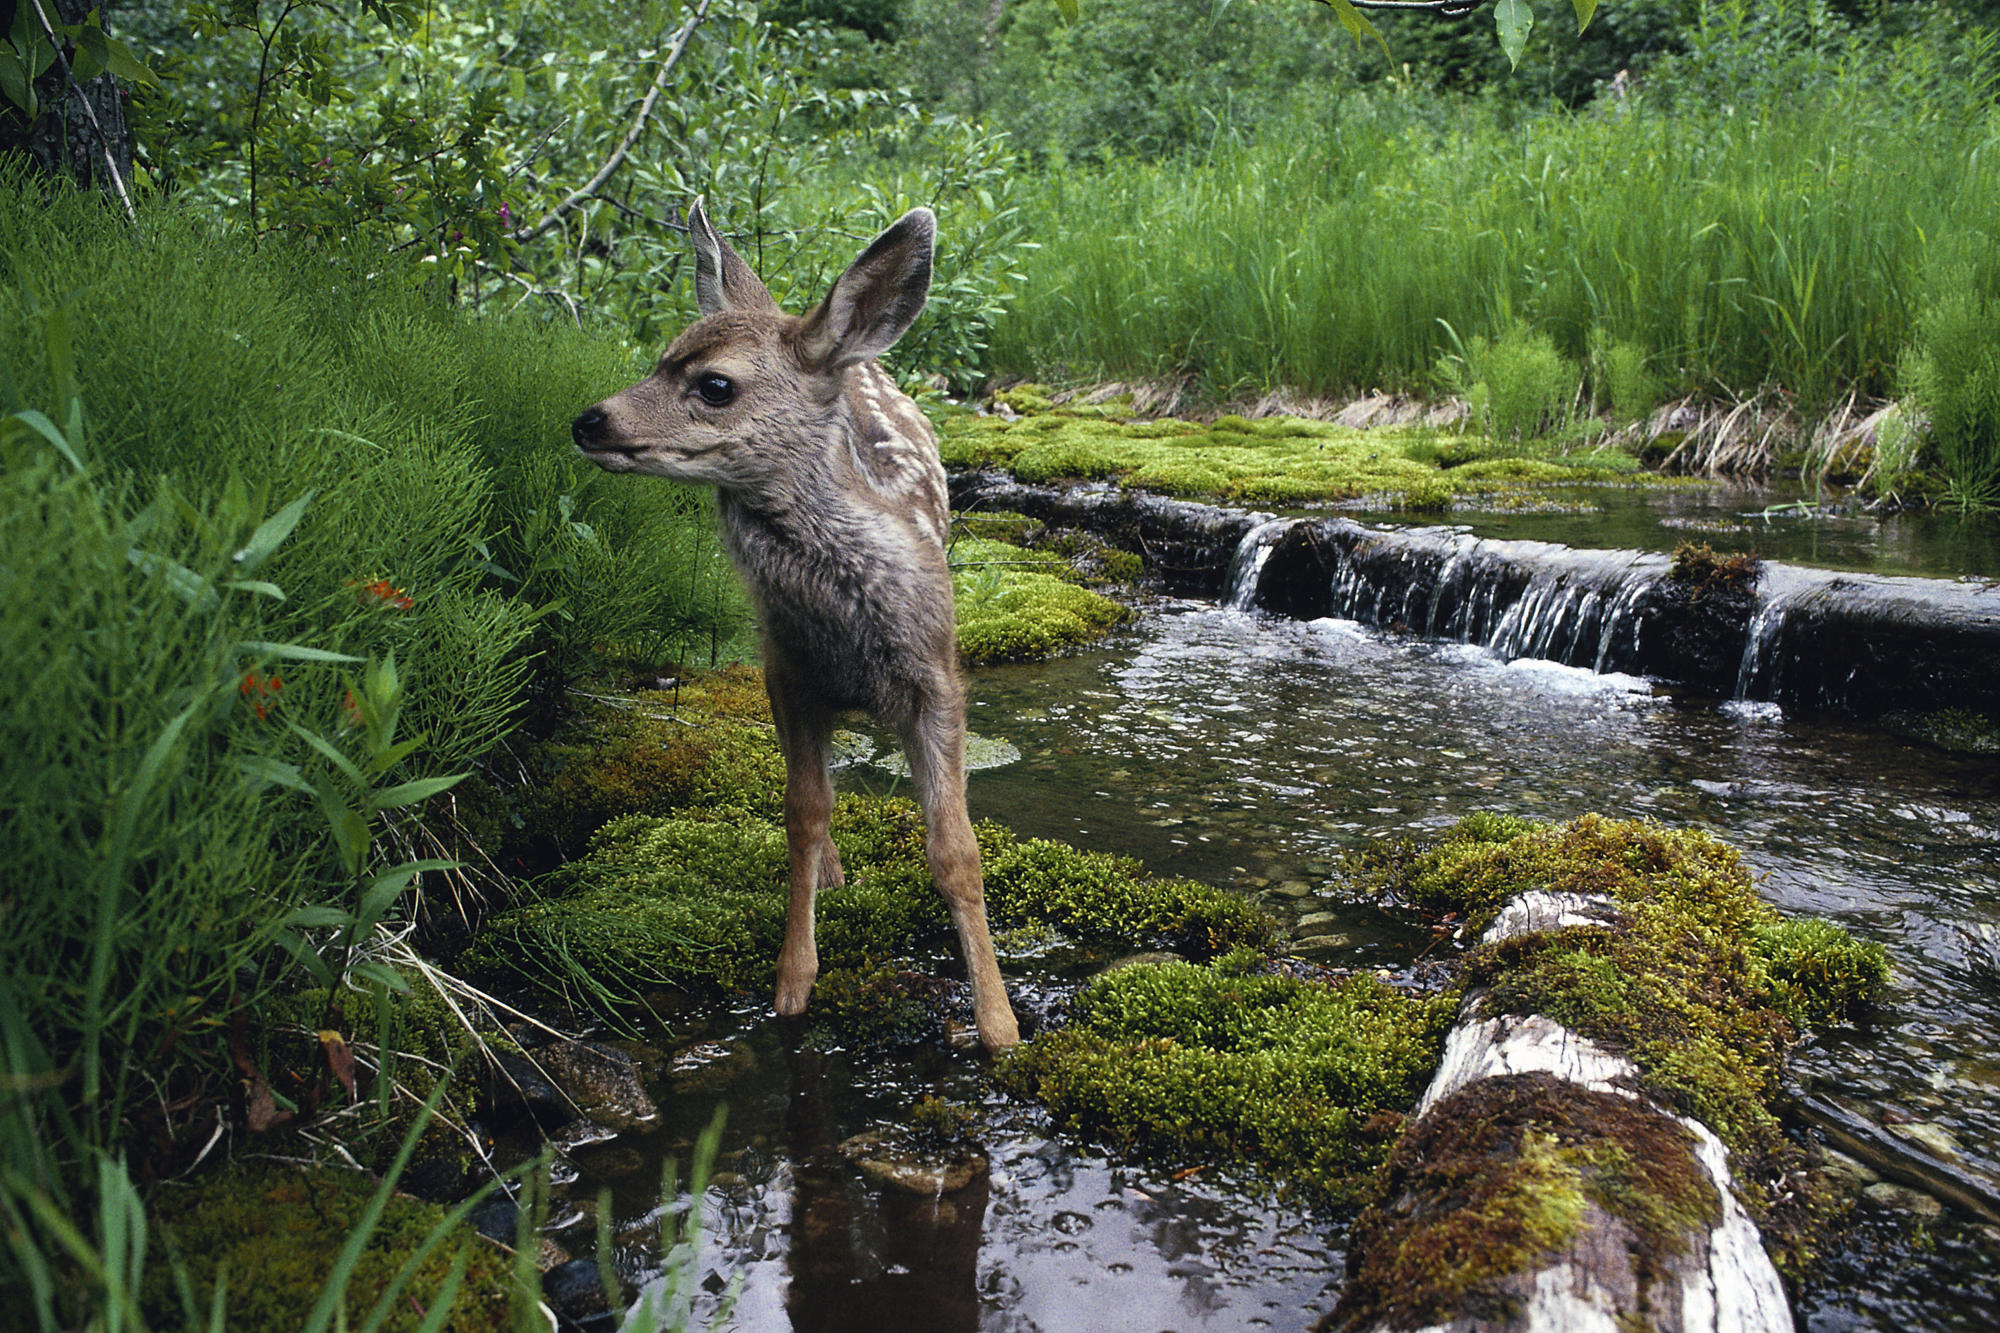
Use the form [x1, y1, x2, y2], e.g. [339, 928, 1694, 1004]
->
[0, 177, 747, 1324]
[993, 39, 2000, 417]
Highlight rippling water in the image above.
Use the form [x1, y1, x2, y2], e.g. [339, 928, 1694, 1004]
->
[948, 601, 2000, 1329]
[605, 591, 1999, 1330]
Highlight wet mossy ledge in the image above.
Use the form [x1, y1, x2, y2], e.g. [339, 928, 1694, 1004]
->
[998, 956, 1460, 1204]
[473, 798, 1268, 1008]
[998, 812, 1886, 1303]
[1336, 813, 1888, 1312]
[937, 395, 1647, 509]
[948, 529, 1132, 664]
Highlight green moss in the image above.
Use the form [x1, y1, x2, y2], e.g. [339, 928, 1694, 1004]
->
[1669, 540, 1761, 598]
[1333, 1074, 1722, 1331]
[951, 535, 1130, 664]
[992, 382, 1057, 414]
[906, 1094, 982, 1148]
[804, 963, 953, 1051]
[525, 667, 786, 851]
[1752, 916, 1890, 1029]
[979, 824, 1274, 956]
[939, 407, 1649, 508]
[472, 795, 1270, 1010]
[142, 1162, 521, 1331]
[1347, 811, 1870, 1267]
[999, 960, 1459, 1203]
[1883, 706, 2000, 755]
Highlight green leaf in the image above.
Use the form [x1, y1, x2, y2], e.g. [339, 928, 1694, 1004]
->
[273, 929, 335, 986]
[221, 579, 285, 600]
[289, 724, 367, 786]
[348, 961, 412, 996]
[1052, 0, 1077, 24]
[1321, 0, 1389, 61]
[285, 905, 354, 929]
[239, 640, 364, 664]
[107, 700, 203, 870]
[373, 774, 468, 810]
[101, 36, 159, 87]
[1571, 0, 1597, 34]
[233, 491, 314, 571]
[1496, 0, 1533, 69]
[233, 755, 311, 793]
[4, 409, 83, 471]
[69, 23, 108, 83]
[357, 860, 459, 923]
[0, 48, 32, 120]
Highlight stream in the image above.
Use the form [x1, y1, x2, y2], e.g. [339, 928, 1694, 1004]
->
[573, 487, 2000, 1332]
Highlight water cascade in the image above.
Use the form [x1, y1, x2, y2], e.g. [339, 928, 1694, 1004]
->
[1230, 517, 2000, 718]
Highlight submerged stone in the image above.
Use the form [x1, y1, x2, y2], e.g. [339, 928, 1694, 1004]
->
[838, 1129, 990, 1195]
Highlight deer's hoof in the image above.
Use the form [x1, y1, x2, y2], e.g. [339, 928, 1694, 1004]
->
[774, 957, 817, 1017]
[977, 1009, 1022, 1053]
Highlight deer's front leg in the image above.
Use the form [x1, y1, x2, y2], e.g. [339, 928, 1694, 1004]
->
[770, 683, 836, 1017]
[900, 707, 1021, 1053]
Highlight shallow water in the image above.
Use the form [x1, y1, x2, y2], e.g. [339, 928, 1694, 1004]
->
[955, 603, 2000, 1329]
[562, 999, 1343, 1332]
[1390, 481, 2000, 583]
[597, 488, 2000, 1331]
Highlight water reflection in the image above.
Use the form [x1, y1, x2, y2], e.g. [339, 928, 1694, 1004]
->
[781, 1047, 987, 1333]
[604, 598, 1999, 1330]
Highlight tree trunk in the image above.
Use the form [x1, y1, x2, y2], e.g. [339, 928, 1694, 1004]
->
[0, 0, 135, 208]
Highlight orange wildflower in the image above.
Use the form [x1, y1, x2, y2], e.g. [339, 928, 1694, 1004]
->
[355, 578, 414, 610]
[239, 669, 284, 721]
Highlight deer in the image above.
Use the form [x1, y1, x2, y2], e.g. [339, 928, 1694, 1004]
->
[570, 201, 1022, 1053]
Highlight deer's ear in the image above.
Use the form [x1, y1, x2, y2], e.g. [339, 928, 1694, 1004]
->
[795, 208, 934, 370]
[688, 198, 778, 316]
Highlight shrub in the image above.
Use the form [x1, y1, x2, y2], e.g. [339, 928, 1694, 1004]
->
[1439, 324, 1582, 444]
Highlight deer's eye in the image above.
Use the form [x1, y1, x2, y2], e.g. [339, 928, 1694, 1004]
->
[694, 373, 735, 408]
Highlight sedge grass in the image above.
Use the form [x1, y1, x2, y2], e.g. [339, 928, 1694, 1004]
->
[992, 68, 1999, 419]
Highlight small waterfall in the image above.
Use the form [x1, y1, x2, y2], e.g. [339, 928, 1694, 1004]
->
[1487, 548, 1666, 671]
[1322, 527, 1669, 677]
[1221, 518, 1296, 610]
[1732, 564, 1829, 701]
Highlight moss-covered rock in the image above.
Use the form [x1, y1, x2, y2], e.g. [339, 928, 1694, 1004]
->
[143, 1162, 523, 1331]
[524, 667, 786, 853]
[979, 825, 1273, 957]
[999, 957, 1459, 1203]
[1332, 1073, 1725, 1331]
[939, 407, 1643, 508]
[950, 534, 1131, 664]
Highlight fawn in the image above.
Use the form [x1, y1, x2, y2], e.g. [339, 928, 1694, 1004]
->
[571, 201, 1021, 1052]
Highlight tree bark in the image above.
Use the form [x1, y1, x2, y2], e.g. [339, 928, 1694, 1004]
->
[1330, 890, 1794, 1333]
[0, 0, 136, 206]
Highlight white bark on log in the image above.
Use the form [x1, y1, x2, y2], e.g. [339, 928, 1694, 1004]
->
[1352, 890, 1794, 1333]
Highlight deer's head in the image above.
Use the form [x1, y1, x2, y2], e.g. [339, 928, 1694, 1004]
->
[571, 199, 934, 494]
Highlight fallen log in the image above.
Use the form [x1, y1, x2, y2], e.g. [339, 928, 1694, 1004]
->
[1331, 886, 1796, 1333]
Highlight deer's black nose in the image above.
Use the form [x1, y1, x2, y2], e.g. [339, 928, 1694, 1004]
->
[572, 406, 609, 448]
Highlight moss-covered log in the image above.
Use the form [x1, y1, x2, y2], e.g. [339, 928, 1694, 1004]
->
[1333, 888, 1793, 1333]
